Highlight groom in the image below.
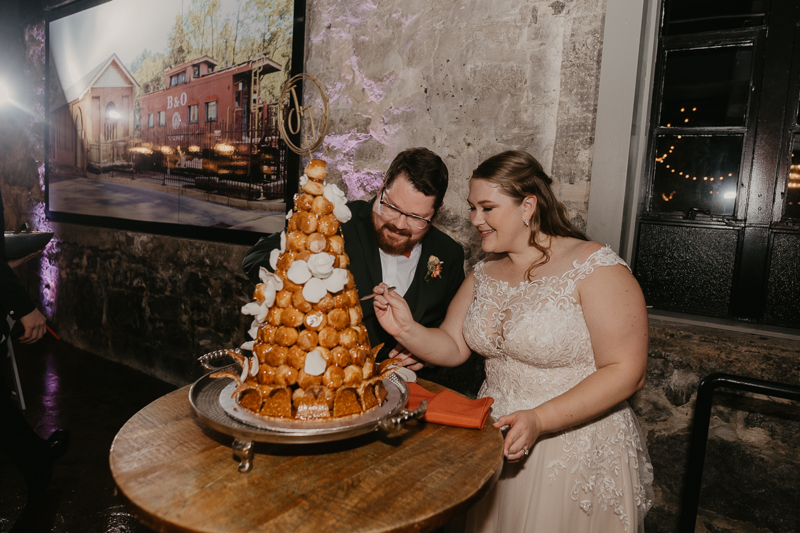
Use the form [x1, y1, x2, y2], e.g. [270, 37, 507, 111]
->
[242, 147, 465, 370]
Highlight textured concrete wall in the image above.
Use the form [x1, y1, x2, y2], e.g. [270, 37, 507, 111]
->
[3, 1, 800, 532]
[303, 0, 606, 263]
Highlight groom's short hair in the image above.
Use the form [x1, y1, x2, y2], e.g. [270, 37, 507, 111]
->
[384, 148, 449, 212]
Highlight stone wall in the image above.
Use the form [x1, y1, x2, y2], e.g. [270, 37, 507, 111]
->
[303, 0, 606, 262]
[639, 320, 800, 533]
[2, 1, 799, 532]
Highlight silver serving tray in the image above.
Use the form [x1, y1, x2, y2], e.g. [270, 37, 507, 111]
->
[190, 350, 426, 472]
[218, 377, 406, 433]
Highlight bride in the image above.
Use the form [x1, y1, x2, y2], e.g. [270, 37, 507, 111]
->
[372, 150, 653, 532]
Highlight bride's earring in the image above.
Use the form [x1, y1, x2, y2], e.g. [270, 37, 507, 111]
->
[523, 218, 531, 227]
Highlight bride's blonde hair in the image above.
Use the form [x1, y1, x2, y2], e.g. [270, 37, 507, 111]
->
[470, 150, 588, 278]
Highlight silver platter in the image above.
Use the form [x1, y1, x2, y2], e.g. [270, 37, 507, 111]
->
[189, 367, 411, 444]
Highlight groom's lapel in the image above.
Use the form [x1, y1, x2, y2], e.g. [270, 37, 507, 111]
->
[355, 200, 383, 291]
[405, 237, 432, 323]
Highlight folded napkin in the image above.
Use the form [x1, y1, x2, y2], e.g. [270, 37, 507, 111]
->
[407, 382, 494, 429]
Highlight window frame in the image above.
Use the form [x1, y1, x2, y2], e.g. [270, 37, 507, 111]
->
[770, 25, 800, 226]
[205, 100, 217, 122]
[158, 110, 165, 127]
[188, 104, 198, 124]
[640, 30, 768, 225]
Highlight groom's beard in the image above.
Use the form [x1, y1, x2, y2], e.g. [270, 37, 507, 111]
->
[371, 214, 426, 256]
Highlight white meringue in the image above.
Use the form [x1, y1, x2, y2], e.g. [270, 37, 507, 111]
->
[333, 202, 352, 223]
[257, 302, 269, 323]
[304, 350, 327, 376]
[269, 249, 280, 271]
[240, 340, 255, 352]
[324, 182, 347, 204]
[248, 325, 259, 339]
[258, 267, 284, 291]
[254, 282, 277, 307]
[258, 266, 270, 284]
[299, 174, 308, 187]
[241, 301, 262, 316]
[324, 183, 352, 223]
[280, 231, 286, 252]
[249, 355, 259, 377]
[287, 260, 312, 284]
[240, 358, 250, 382]
[253, 283, 276, 308]
[323, 268, 348, 293]
[271, 275, 284, 292]
[285, 209, 293, 220]
[307, 253, 335, 279]
[302, 277, 327, 303]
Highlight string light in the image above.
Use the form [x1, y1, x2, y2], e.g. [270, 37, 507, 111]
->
[653, 105, 742, 206]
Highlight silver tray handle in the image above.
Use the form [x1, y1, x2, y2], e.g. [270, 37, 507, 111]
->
[198, 348, 241, 371]
[377, 400, 427, 433]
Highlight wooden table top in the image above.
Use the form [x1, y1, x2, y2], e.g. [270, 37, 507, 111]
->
[110, 380, 504, 533]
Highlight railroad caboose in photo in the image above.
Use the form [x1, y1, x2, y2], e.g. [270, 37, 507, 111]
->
[134, 54, 288, 201]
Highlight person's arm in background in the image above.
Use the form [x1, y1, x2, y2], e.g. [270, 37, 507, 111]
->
[0, 190, 46, 344]
[241, 232, 281, 284]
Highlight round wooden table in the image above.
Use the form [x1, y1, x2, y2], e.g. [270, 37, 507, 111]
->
[110, 380, 504, 533]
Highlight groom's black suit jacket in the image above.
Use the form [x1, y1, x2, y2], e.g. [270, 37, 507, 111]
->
[242, 199, 466, 362]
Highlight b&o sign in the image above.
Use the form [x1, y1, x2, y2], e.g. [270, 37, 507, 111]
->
[167, 92, 188, 110]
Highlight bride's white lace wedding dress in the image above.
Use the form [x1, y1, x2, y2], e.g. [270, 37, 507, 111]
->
[462, 246, 654, 533]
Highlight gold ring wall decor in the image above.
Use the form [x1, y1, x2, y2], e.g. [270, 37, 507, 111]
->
[278, 73, 330, 156]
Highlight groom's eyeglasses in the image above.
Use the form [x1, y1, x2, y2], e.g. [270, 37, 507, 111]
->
[377, 189, 433, 230]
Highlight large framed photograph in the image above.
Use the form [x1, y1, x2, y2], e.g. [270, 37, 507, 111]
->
[45, 0, 305, 243]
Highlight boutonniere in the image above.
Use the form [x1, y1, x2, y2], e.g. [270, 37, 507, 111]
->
[425, 255, 443, 282]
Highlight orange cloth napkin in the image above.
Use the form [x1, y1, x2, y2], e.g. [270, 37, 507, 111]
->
[407, 382, 494, 429]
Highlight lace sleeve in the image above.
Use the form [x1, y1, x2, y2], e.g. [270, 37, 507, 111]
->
[573, 245, 630, 274]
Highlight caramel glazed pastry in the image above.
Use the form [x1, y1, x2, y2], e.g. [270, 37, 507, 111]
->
[211, 159, 398, 420]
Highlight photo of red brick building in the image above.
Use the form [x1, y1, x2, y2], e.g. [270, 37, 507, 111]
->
[49, 53, 138, 172]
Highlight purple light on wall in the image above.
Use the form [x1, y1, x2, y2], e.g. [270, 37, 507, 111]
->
[31, 177, 59, 320]
[342, 169, 384, 199]
[319, 133, 386, 198]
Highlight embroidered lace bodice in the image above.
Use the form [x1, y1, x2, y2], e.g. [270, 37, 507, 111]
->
[465, 246, 625, 416]
[463, 246, 653, 530]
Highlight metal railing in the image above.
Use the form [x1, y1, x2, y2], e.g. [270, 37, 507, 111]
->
[679, 373, 800, 532]
[88, 140, 129, 166]
[130, 105, 287, 201]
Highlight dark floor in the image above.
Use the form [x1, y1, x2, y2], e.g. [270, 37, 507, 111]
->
[1, 335, 176, 533]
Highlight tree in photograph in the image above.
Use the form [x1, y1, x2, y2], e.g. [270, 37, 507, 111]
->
[130, 51, 167, 98]
[167, 14, 191, 68]
[239, 0, 294, 103]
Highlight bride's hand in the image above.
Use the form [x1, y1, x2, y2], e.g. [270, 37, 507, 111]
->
[372, 283, 414, 339]
[494, 409, 543, 462]
[387, 344, 425, 371]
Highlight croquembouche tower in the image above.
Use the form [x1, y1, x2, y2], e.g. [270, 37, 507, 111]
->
[212, 159, 390, 420]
